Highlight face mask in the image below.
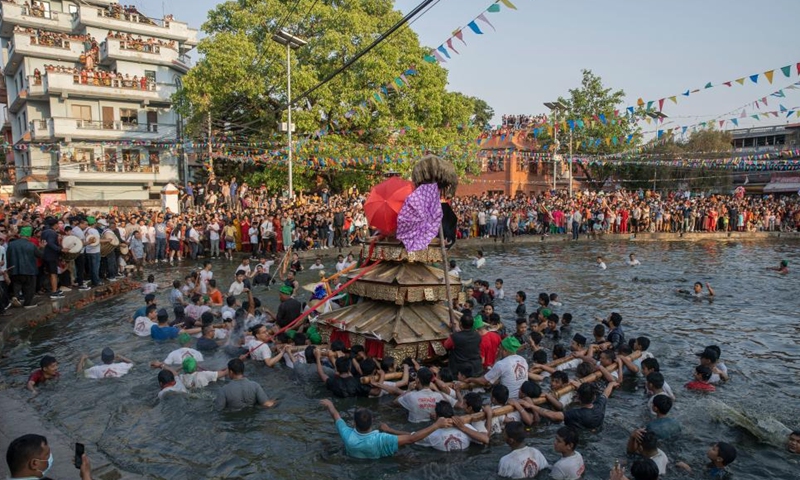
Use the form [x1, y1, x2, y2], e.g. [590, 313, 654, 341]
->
[35, 452, 54, 477]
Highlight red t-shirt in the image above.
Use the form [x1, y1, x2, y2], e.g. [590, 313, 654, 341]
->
[479, 331, 502, 369]
[685, 380, 715, 392]
[28, 369, 59, 386]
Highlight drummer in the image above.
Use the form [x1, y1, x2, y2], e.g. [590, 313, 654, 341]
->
[70, 216, 90, 291]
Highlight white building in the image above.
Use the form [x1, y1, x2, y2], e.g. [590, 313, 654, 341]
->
[0, 0, 197, 202]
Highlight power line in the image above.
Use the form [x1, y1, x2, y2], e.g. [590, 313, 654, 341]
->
[285, 0, 438, 110]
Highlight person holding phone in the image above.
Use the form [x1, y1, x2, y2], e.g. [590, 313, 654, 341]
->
[4, 434, 93, 480]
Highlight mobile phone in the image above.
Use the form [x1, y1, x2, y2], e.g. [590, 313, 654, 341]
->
[74, 443, 84, 469]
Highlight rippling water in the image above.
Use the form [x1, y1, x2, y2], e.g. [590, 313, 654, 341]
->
[2, 240, 799, 479]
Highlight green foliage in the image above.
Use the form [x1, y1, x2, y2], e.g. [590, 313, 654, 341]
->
[175, 0, 485, 189]
[469, 96, 494, 129]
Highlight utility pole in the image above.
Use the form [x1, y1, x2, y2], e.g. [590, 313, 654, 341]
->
[568, 127, 573, 197]
[286, 42, 293, 200]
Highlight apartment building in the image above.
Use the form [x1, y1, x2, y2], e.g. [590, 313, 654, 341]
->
[0, 0, 197, 201]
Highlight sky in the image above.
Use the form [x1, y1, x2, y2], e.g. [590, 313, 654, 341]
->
[139, 0, 800, 134]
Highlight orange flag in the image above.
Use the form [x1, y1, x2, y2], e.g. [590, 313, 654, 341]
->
[764, 70, 775, 84]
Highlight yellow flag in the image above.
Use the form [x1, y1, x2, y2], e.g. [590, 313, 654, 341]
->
[764, 70, 774, 84]
[645, 118, 652, 124]
[669, 96, 677, 104]
[499, 0, 518, 9]
[735, 78, 745, 85]
[637, 98, 645, 107]
[605, 137, 611, 146]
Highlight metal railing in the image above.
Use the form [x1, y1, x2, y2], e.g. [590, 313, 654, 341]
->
[20, 5, 60, 20]
[59, 160, 162, 174]
[96, 7, 165, 28]
[72, 119, 160, 132]
[27, 34, 71, 49]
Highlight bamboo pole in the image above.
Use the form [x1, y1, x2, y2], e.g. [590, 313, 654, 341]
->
[438, 224, 457, 330]
[459, 351, 642, 423]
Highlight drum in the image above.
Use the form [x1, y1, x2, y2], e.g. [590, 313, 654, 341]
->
[100, 230, 120, 257]
[61, 236, 83, 261]
[119, 243, 130, 256]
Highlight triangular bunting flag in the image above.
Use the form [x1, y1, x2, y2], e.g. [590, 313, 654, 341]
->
[796, 62, 800, 75]
[749, 74, 759, 84]
[487, 3, 501, 13]
[453, 29, 466, 45]
[446, 38, 459, 54]
[432, 50, 447, 63]
[646, 101, 654, 110]
[704, 82, 713, 89]
[637, 98, 645, 106]
[499, 0, 518, 9]
[781, 65, 792, 77]
[772, 90, 785, 98]
[467, 21, 483, 35]
[731, 118, 738, 126]
[719, 120, 725, 128]
[395, 77, 404, 87]
[740, 109, 746, 118]
[658, 99, 665, 111]
[682, 90, 690, 96]
[437, 45, 451, 59]
[373, 93, 383, 103]
[476, 13, 495, 31]
[787, 111, 795, 118]
[423, 54, 436, 63]
[762, 97, 768, 106]
[627, 106, 635, 115]
[669, 96, 677, 104]
[764, 70, 774, 84]
[735, 78, 745, 85]
[723, 81, 732, 87]
[751, 115, 759, 120]
[681, 126, 688, 135]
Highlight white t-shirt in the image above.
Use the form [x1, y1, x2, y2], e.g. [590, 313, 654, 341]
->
[415, 425, 477, 452]
[208, 223, 220, 241]
[557, 390, 575, 408]
[164, 348, 204, 365]
[228, 281, 245, 296]
[497, 446, 549, 479]
[134, 316, 156, 336]
[550, 451, 585, 480]
[628, 259, 641, 266]
[649, 449, 668, 475]
[84, 362, 133, 379]
[158, 378, 188, 399]
[472, 408, 521, 435]
[199, 270, 213, 294]
[555, 358, 582, 372]
[84, 227, 101, 254]
[309, 262, 325, 270]
[235, 263, 252, 275]
[335, 260, 347, 272]
[598, 261, 607, 270]
[709, 362, 728, 384]
[398, 388, 455, 423]
[244, 339, 272, 361]
[179, 371, 219, 389]
[485, 354, 529, 399]
[473, 257, 486, 268]
[283, 350, 307, 369]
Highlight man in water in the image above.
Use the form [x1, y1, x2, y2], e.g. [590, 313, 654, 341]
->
[319, 399, 450, 459]
[628, 253, 641, 266]
[678, 281, 714, 298]
[767, 260, 789, 274]
[26, 355, 59, 393]
[497, 421, 549, 478]
[77, 347, 134, 379]
[788, 430, 800, 454]
[267, 285, 302, 329]
[215, 358, 276, 409]
[472, 250, 486, 269]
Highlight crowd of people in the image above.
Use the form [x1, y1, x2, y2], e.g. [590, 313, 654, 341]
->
[500, 114, 549, 130]
[2, 177, 799, 479]
[106, 30, 177, 52]
[39, 64, 154, 90]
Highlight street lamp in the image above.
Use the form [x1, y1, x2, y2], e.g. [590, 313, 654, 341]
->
[272, 29, 307, 200]
[544, 101, 568, 192]
[645, 111, 669, 192]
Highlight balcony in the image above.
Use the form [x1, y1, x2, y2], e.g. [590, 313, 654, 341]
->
[58, 161, 179, 183]
[0, 2, 75, 36]
[41, 71, 176, 105]
[99, 38, 180, 68]
[73, 5, 198, 46]
[48, 117, 177, 142]
[30, 119, 53, 140]
[5, 31, 84, 72]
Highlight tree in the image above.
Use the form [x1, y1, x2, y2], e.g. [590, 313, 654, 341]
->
[529, 69, 641, 189]
[174, 0, 483, 191]
[469, 96, 494, 129]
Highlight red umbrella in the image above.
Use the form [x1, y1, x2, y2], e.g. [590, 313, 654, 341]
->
[364, 177, 414, 234]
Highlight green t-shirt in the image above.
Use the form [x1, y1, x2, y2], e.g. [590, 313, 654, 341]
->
[335, 419, 398, 459]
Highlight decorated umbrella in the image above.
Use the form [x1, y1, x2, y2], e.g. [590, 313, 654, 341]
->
[363, 176, 414, 234]
[396, 183, 443, 252]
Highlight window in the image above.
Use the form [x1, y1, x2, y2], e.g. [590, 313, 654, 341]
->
[75, 148, 94, 162]
[68, 4, 78, 14]
[71, 104, 92, 121]
[122, 149, 141, 166]
[120, 108, 138, 125]
[144, 70, 156, 83]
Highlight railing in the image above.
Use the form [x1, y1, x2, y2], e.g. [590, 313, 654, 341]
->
[20, 5, 60, 20]
[73, 119, 160, 133]
[27, 34, 71, 49]
[97, 8, 165, 28]
[59, 160, 162, 174]
[71, 73, 157, 91]
[27, 74, 42, 86]
[118, 40, 161, 54]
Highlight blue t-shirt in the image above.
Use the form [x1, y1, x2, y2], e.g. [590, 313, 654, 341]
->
[335, 418, 398, 459]
[151, 325, 179, 341]
[646, 417, 682, 440]
[134, 306, 148, 319]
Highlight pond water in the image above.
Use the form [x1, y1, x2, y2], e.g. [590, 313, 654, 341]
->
[2, 240, 799, 480]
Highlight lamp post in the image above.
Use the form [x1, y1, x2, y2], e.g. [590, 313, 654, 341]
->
[544, 101, 568, 192]
[272, 29, 307, 200]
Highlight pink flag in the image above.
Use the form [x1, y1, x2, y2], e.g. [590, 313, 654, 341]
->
[477, 13, 496, 32]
